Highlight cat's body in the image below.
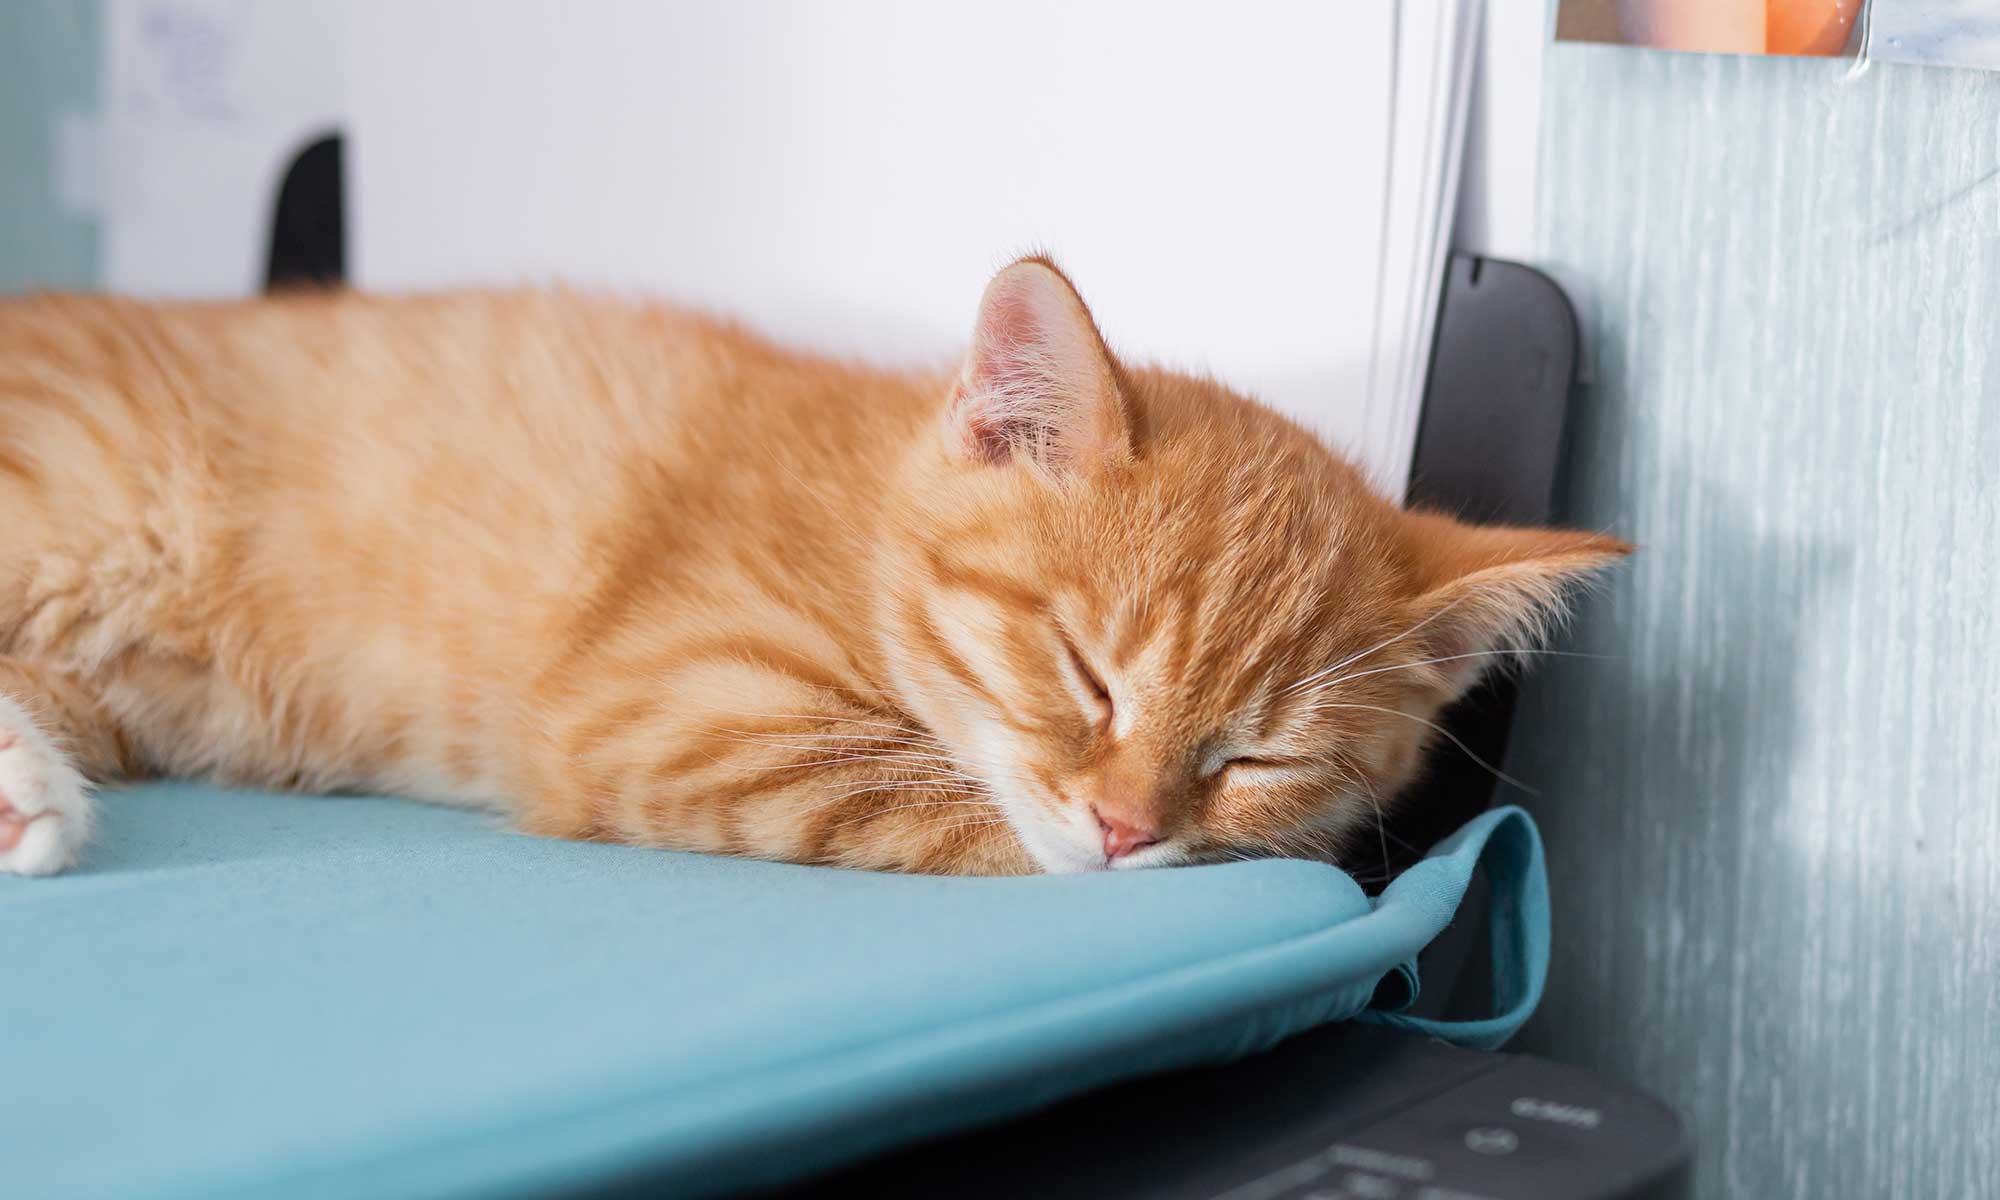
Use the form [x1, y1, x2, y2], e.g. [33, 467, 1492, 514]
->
[0, 261, 1626, 877]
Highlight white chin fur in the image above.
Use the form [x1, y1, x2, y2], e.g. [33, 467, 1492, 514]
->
[1108, 842, 1179, 871]
[1002, 803, 1106, 874]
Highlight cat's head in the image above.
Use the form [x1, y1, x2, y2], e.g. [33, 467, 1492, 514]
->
[877, 257, 1628, 873]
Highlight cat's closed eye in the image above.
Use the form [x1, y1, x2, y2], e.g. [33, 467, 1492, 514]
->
[1201, 753, 1298, 780]
[1223, 756, 1295, 774]
[1060, 638, 1113, 725]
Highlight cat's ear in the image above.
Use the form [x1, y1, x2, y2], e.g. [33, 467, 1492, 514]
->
[1400, 512, 1633, 698]
[943, 257, 1132, 480]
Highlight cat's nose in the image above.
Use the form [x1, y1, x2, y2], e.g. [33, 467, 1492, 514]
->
[1093, 804, 1161, 861]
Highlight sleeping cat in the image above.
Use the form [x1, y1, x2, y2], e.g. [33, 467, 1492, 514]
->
[0, 257, 1627, 877]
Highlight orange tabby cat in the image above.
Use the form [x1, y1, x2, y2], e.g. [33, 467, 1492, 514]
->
[0, 258, 1627, 877]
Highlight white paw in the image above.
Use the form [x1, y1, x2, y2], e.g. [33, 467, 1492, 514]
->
[0, 695, 93, 876]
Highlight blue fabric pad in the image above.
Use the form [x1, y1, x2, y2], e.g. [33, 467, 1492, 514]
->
[0, 785, 1547, 1199]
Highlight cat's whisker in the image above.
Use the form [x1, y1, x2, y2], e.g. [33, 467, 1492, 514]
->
[1313, 746, 1392, 884]
[797, 780, 986, 814]
[807, 793, 983, 819]
[1359, 817, 1423, 858]
[846, 793, 997, 811]
[722, 731, 963, 760]
[700, 735, 983, 781]
[1282, 593, 1473, 697]
[706, 753, 963, 783]
[724, 720, 916, 740]
[710, 724, 959, 755]
[805, 777, 982, 801]
[1355, 784, 1392, 883]
[728, 755, 949, 775]
[1312, 701, 1538, 794]
[929, 820, 1011, 840]
[928, 813, 1011, 831]
[832, 798, 1004, 828]
[841, 762, 988, 787]
[1294, 646, 1612, 696]
[704, 738, 967, 770]
[1247, 832, 1293, 861]
[709, 709, 924, 735]
[818, 776, 982, 793]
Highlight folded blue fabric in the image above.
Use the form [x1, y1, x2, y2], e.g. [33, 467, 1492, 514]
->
[0, 785, 1546, 1199]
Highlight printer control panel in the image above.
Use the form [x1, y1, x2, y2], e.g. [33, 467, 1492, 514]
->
[1187, 1052, 1689, 1200]
[781, 1026, 1690, 1200]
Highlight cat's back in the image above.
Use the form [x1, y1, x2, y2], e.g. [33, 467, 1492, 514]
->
[3, 286, 935, 579]
[0, 287, 931, 793]
[3, 286, 873, 551]
[3, 285, 799, 450]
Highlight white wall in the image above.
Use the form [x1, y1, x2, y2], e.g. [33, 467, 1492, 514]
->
[1453, 0, 1550, 262]
[345, 1, 1436, 489]
[98, 0, 343, 296]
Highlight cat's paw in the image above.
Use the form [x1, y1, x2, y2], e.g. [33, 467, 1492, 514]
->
[0, 698, 93, 876]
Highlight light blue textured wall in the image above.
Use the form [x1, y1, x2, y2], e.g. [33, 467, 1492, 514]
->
[0, 1, 100, 291]
[1515, 44, 2000, 1198]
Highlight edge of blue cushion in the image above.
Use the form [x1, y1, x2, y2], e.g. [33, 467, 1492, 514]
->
[222, 805, 1542, 1200]
[1358, 805, 1550, 1051]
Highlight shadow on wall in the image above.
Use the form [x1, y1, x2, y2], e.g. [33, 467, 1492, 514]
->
[1503, 425, 1853, 1159]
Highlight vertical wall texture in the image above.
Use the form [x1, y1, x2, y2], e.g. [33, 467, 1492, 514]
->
[0, 1, 99, 292]
[1516, 44, 1999, 1198]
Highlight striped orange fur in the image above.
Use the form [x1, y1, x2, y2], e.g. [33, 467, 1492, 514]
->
[0, 259, 1628, 876]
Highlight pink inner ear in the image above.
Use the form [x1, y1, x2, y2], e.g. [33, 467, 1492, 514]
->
[958, 289, 1046, 462]
[972, 287, 1040, 370]
[952, 384, 1026, 464]
[947, 260, 1128, 474]
[967, 280, 1084, 397]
